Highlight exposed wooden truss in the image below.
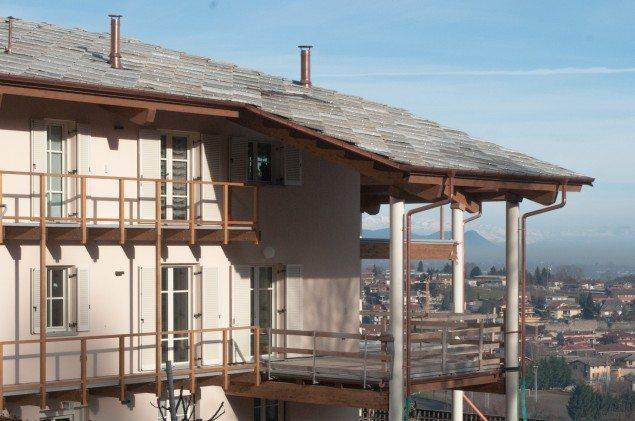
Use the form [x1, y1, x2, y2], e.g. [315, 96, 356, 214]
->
[360, 238, 456, 260]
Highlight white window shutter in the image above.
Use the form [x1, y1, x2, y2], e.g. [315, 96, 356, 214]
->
[139, 267, 156, 371]
[76, 268, 90, 332]
[30, 120, 47, 218]
[201, 134, 223, 222]
[77, 123, 91, 174]
[138, 129, 161, 221]
[229, 137, 248, 182]
[286, 265, 304, 330]
[284, 146, 302, 186]
[201, 266, 221, 365]
[231, 265, 252, 363]
[31, 268, 41, 334]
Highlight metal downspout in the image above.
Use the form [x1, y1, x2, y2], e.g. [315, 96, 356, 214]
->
[520, 185, 567, 374]
[404, 177, 454, 397]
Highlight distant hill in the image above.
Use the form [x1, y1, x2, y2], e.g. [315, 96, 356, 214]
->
[361, 228, 500, 263]
[361, 228, 635, 273]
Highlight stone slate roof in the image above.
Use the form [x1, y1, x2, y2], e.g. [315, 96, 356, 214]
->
[0, 18, 592, 184]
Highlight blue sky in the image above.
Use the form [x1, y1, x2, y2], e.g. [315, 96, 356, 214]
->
[3, 0, 633, 243]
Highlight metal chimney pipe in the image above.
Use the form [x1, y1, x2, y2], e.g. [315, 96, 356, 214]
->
[108, 14, 122, 69]
[5, 16, 14, 54]
[298, 45, 312, 86]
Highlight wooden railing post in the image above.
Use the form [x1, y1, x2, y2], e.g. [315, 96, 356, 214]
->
[118, 178, 125, 245]
[0, 343, 4, 411]
[222, 329, 229, 389]
[39, 173, 47, 410]
[154, 180, 162, 398]
[118, 335, 126, 402]
[80, 176, 87, 244]
[222, 185, 229, 245]
[0, 172, 4, 244]
[188, 182, 196, 245]
[311, 330, 317, 384]
[254, 327, 261, 386]
[80, 339, 88, 406]
[252, 186, 258, 230]
[188, 330, 196, 393]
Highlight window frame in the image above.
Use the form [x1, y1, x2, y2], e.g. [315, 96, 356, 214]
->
[46, 267, 69, 333]
[160, 132, 194, 221]
[247, 140, 274, 184]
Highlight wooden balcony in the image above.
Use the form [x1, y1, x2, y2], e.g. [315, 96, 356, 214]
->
[0, 170, 259, 245]
[0, 318, 503, 412]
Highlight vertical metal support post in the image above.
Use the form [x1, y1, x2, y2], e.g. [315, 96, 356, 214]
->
[222, 329, 229, 389]
[441, 328, 448, 373]
[118, 335, 126, 402]
[451, 207, 464, 421]
[311, 330, 317, 384]
[155, 180, 162, 398]
[506, 201, 520, 421]
[389, 197, 404, 421]
[254, 327, 261, 386]
[439, 206, 444, 239]
[362, 334, 368, 388]
[478, 321, 484, 371]
[118, 178, 125, 244]
[80, 339, 88, 406]
[39, 174, 47, 410]
[80, 176, 87, 244]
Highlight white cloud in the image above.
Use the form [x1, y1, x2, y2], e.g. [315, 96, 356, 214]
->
[321, 67, 635, 78]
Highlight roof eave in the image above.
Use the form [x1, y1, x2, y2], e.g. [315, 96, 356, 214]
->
[0, 72, 594, 188]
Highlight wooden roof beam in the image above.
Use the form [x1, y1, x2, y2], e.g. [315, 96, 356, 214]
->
[0, 85, 239, 118]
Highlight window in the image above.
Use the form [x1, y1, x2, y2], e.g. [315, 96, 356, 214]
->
[250, 267, 274, 356]
[161, 266, 192, 365]
[160, 134, 191, 220]
[47, 268, 68, 332]
[46, 124, 66, 218]
[253, 398, 280, 421]
[248, 141, 272, 183]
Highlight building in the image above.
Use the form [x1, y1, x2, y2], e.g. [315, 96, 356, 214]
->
[472, 275, 507, 287]
[0, 15, 592, 421]
[547, 301, 582, 320]
[569, 358, 611, 389]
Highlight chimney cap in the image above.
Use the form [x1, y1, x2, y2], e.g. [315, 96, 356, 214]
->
[298, 45, 313, 50]
[108, 14, 123, 18]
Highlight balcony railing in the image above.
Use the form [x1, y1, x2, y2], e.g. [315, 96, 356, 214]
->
[0, 170, 258, 244]
[0, 326, 261, 411]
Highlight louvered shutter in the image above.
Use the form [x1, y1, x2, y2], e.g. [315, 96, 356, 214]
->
[77, 124, 92, 175]
[284, 146, 302, 186]
[139, 267, 156, 371]
[201, 134, 223, 222]
[201, 266, 221, 365]
[30, 120, 47, 218]
[31, 268, 41, 334]
[75, 124, 91, 221]
[76, 268, 90, 332]
[229, 137, 248, 182]
[231, 265, 252, 363]
[138, 130, 161, 221]
[286, 265, 304, 350]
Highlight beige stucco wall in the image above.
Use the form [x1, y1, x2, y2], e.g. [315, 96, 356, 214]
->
[0, 95, 361, 419]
